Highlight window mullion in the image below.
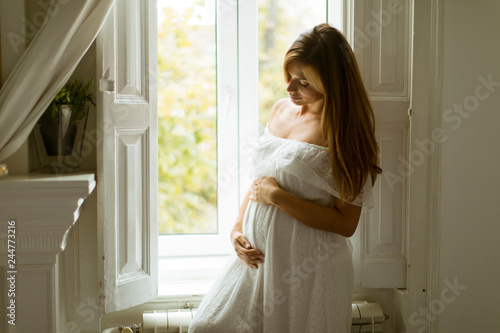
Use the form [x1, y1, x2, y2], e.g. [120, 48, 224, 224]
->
[327, 0, 345, 32]
[217, 0, 240, 242]
[237, 0, 259, 205]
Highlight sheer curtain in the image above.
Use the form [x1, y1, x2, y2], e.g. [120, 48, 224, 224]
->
[0, 0, 114, 161]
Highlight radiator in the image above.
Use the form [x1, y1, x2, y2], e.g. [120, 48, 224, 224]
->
[102, 301, 387, 333]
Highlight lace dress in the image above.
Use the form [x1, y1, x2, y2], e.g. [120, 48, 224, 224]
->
[189, 123, 373, 333]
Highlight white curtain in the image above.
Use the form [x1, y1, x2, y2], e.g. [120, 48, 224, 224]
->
[0, 0, 114, 161]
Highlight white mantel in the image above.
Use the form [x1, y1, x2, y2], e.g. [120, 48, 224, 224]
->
[0, 172, 96, 332]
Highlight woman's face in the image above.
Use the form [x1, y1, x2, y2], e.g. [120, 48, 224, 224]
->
[286, 62, 324, 107]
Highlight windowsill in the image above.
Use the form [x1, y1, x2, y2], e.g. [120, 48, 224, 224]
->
[158, 254, 231, 296]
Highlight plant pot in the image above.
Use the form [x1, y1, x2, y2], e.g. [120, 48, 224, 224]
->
[34, 104, 90, 173]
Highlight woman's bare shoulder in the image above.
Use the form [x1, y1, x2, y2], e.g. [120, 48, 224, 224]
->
[270, 98, 290, 117]
[269, 98, 294, 127]
[274, 98, 291, 108]
[269, 99, 326, 146]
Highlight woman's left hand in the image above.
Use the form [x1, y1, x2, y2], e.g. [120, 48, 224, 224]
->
[249, 176, 280, 205]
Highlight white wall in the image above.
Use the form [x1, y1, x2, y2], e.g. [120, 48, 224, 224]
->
[437, 0, 500, 331]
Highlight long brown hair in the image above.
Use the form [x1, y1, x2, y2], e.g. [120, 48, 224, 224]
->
[284, 23, 382, 204]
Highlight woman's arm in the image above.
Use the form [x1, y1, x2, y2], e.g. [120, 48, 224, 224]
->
[229, 188, 251, 239]
[250, 177, 362, 237]
[230, 188, 265, 269]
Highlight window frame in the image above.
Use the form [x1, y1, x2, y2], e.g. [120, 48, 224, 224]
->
[158, 0, 258, 258]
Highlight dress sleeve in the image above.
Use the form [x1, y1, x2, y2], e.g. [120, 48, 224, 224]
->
[348, 173, 374, 209]
[277, 150, 375, 209]
[251, 126, 375, 210]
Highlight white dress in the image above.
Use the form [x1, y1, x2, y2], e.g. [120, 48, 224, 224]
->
[189, 123, 373, 333]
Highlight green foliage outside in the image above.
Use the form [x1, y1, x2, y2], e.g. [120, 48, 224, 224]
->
[158, 3, 217, 234]
[257, 0, 290, 127]
[257, 0, 326, 128]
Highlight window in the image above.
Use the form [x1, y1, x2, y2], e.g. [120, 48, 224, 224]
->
[158, 0, 343, 296]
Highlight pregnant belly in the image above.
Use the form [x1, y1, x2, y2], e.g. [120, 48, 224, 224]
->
[242, 201, 276, 251]
[242, 200, 350, 262]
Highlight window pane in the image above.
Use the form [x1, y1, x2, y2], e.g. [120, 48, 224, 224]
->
[158, 0, 217, 234]
[258, 0, 326, 130]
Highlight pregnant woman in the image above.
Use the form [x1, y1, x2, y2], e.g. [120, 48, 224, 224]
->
[189, 23, 381, 333]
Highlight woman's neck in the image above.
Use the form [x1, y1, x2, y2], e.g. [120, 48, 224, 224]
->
[296, 99, 324, 117]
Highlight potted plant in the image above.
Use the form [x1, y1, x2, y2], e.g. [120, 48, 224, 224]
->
[33, 78, 95, 173]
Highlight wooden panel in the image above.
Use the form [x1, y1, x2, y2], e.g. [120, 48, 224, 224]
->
[353, 0, 411, 99]
[349, 0, 411, 288]
[97, 0, 158, 312]
[15, 265, 55, 332]
[364, 125, 406, 260]
[115, 128, 150, 283]
[63, 225, 80, 322]
[352, 116, 408, 288]
[115, 0, 149, 102]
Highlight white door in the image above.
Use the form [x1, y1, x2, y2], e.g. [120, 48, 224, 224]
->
[348, 0, 411, 288]
[96, 0, 158, 313]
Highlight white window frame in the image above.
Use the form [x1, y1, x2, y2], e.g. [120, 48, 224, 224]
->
[158, 0, 258, 259]
[158, 0, 344, 296]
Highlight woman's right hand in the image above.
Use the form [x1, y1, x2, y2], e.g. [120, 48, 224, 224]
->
[231, 232, 265, 269]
